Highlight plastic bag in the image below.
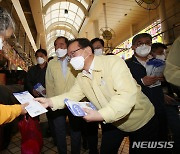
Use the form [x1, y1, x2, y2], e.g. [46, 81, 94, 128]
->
[18, 115, 43, 154]
[146, 58, 165, 88]
[146, 58, 165, 76]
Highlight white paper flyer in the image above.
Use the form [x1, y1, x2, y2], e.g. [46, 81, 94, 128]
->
[13, 91, 48, 117]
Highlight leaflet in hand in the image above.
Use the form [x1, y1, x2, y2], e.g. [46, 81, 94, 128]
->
[34, 83, 46, 97]
[13, 91, 48, 117]
[146, 59, 165, 88]
[146, 65, 165, 77]
[64, 99, 97, 117]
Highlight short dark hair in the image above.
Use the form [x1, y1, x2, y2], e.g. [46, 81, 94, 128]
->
[132, 33, 152, 45]
[68, 38, 94, 52]
[90, 38, 104, 47]
[151, 43, 167, 53]
[106, 52, 114, 55]
[54, 36, 68, 46]
[35, 49, 47, 57]
[48, 56, 54, 62]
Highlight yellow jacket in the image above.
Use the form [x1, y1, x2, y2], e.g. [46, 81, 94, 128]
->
[50, 56, 155, 132]
[0, 104, 21, 125]
[46, 57, 78, 97]
[164, 36, 180, 86]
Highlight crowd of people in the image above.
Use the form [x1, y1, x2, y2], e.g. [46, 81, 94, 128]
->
[0, 6, 180, 154]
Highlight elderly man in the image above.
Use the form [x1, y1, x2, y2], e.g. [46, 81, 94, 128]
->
[0, 7, 27, 125]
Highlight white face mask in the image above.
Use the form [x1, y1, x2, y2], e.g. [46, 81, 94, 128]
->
[156, 55, 165, 61]
[135, 44, 151, 57]
[70, 56, 85, 70]
[94, 49, 103, 56]
[56, 48, 67, 58]
[37, 57, 45, 64]
[0, 38, 3, 50]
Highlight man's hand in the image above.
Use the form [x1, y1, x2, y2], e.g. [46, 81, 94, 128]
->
[34, 97, 53, 108]
[83, 108, 104, 122]
[142, 76, 159, 86]
[157, 76, 165, 82]
[20, 103, 29, 115]
[42, 90, 46, 95]
[164, 94, 176, 104]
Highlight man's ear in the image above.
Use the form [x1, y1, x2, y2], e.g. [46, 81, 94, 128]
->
[45, 56, 48, 62]
[131, 45, 136, 50]
[85, 46, 93, 54]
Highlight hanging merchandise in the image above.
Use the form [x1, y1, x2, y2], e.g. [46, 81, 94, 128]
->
[1, 40, 28, 71]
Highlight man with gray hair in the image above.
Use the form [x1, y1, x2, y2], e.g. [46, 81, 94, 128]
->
[0, 6, 28, 124]
[0, 7, 15, 42]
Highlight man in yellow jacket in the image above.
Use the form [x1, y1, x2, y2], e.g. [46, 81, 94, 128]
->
[164, 36, 180, 87]
[46, 36, 81, 154]
[36, 38, 158, 154]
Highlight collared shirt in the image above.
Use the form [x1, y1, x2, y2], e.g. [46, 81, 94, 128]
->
[135, 55, 160, 86]
[82, 58, 95, 79]
[135, 56, 148, 68]
[135, 55, 152, 69]
[59, 57, 68, 78]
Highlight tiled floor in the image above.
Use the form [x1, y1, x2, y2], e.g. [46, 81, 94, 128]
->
[1, 114, 129, 154]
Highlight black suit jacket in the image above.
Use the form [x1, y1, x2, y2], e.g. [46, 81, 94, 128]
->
[126, 55, 165, 114]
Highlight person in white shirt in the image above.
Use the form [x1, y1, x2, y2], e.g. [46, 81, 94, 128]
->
[90, 38, 104, 56]
[46, 36, 81, 154]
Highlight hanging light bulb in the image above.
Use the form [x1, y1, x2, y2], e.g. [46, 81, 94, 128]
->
[64, 9, 68, 17]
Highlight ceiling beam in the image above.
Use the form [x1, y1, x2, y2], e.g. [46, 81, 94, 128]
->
[46, 21, 78, 36]
[29, 0, 47, 50]
[46, 29, 76, 47]
[11, 0, 37, 52]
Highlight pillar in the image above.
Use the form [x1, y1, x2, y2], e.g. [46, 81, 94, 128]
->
[158, 0, 169, 44]
[36, 33, 41, 49]
[93, 20, 100, 38]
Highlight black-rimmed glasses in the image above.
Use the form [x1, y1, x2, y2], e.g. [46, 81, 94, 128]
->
[136, 41, 152, 47]
[69, 48, 83, 58]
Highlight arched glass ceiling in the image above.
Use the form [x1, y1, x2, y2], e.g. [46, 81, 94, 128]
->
[44, 2, 84, 31]
[47, 29, 75, 52]
[41, 0, 92, 56]
[42, 0, 90, 9]
[48, 29, 75, 57]
[47, 29, 75, 45]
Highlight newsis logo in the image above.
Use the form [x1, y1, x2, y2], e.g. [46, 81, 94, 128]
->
[132, 141, 174, 148]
